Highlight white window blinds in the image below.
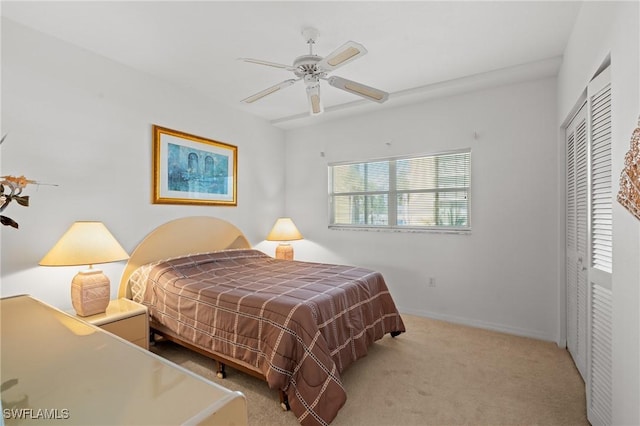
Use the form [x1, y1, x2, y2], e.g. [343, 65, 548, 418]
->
[329, 149, 471, 231]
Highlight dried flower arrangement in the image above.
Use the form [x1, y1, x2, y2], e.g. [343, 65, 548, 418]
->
[0, 174, 35, 229]
[617, 117, 640, 221]
[0, 134, 55, 229]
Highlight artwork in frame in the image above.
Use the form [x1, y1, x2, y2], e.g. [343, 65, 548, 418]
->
[152, 125, 237, 206]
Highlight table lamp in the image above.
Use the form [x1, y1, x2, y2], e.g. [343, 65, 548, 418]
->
[266, 217, 303, 260]
[39, 221, 129, 316]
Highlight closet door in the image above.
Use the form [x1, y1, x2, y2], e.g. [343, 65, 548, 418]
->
[566, 102, 588, 379]
[587, 66, 612, 426]
[566, 65, 612, 426]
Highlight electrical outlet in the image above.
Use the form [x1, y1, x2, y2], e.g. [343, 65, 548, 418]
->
[428, 277, 436, 287]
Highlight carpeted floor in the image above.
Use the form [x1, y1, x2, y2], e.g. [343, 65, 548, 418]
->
[151, 314, 588, 426]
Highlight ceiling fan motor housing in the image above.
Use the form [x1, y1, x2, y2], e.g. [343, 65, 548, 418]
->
[293, 54, 324, 79]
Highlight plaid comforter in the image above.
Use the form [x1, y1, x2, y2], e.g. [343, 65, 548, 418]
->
[129, 249, 405, 425]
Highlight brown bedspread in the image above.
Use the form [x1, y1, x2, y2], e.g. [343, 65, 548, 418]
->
[129, 249, 405, 425]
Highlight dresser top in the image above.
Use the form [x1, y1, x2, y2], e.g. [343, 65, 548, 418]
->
[1, 295, 247, 425]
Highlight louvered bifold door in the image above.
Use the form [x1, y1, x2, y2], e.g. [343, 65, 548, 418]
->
[566, 103, 588, 379]
[587, 66, 612, 426]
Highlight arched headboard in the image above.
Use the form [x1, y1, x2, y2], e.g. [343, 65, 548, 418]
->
[118, 216, 251, 298]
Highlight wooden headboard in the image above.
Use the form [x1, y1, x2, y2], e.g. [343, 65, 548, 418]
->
[118, 216, 251, 298]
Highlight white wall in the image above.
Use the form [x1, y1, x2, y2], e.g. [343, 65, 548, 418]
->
[284, 77, 560, 341]
[0, 19, 286, 310]
[558, 2, 640, 424]
[3, 5, 637, 420]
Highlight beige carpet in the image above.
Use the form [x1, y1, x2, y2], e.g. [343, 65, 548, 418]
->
[151, 314, 588, 426]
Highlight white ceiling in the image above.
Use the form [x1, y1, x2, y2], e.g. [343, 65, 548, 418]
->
[2, 1, 582, 129]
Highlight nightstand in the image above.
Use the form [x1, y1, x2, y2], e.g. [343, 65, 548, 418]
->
[75, 298, 149, 349]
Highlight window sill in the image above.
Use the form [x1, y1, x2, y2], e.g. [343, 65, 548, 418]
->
[328, 225, 471, 235]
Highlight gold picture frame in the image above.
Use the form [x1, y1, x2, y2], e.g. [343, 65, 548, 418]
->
[152, 125, 237, 206]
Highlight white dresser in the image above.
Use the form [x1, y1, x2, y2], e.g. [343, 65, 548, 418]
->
[0, 295, 248, 425]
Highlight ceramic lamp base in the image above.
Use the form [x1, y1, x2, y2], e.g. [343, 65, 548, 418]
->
[71, 269, 110, 317]
[275, 243, 294, 260]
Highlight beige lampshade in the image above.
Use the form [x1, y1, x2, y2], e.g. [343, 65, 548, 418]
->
[40, 221, 129, 317]
[266, 218, 303, 242]
[39, 221, 129, 267]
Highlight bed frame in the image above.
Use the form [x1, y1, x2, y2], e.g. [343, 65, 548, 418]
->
[118, 216, 291, 410]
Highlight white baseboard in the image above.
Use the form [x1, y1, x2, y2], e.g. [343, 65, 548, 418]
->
[399, 306, 555, 342]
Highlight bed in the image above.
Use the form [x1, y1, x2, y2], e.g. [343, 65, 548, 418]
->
[118, 216, 406, 426]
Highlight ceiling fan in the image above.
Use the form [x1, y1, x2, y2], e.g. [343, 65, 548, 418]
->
[239, 28, 389, 116]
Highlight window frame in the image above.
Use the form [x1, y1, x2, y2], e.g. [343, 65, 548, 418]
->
[328, 148, 472, 233]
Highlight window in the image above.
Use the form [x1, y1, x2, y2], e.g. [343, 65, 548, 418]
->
[329, 149, 471, 231]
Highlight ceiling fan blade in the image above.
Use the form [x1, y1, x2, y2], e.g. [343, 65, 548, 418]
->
[316, 41, 367, 72]
[306, 84, 323, 115]
[327, 76, 389, 103]
[241, 79, 298, 103]
[238, 58, 298, 72]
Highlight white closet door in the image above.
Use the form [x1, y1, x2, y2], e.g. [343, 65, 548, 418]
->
[566, 102, 588, 379]
[587, 66, 612, 426]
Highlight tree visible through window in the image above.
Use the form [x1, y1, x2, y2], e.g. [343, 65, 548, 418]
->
[329, 149, 471, 231]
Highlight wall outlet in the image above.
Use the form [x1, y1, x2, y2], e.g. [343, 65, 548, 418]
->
[428, 277, 436, 287]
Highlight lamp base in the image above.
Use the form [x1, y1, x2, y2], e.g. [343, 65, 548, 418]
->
[71, 269, 110, 317]
[275, 243, 294, 260]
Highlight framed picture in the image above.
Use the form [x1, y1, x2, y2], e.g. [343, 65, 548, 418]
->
[152, 125, 237, 206]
